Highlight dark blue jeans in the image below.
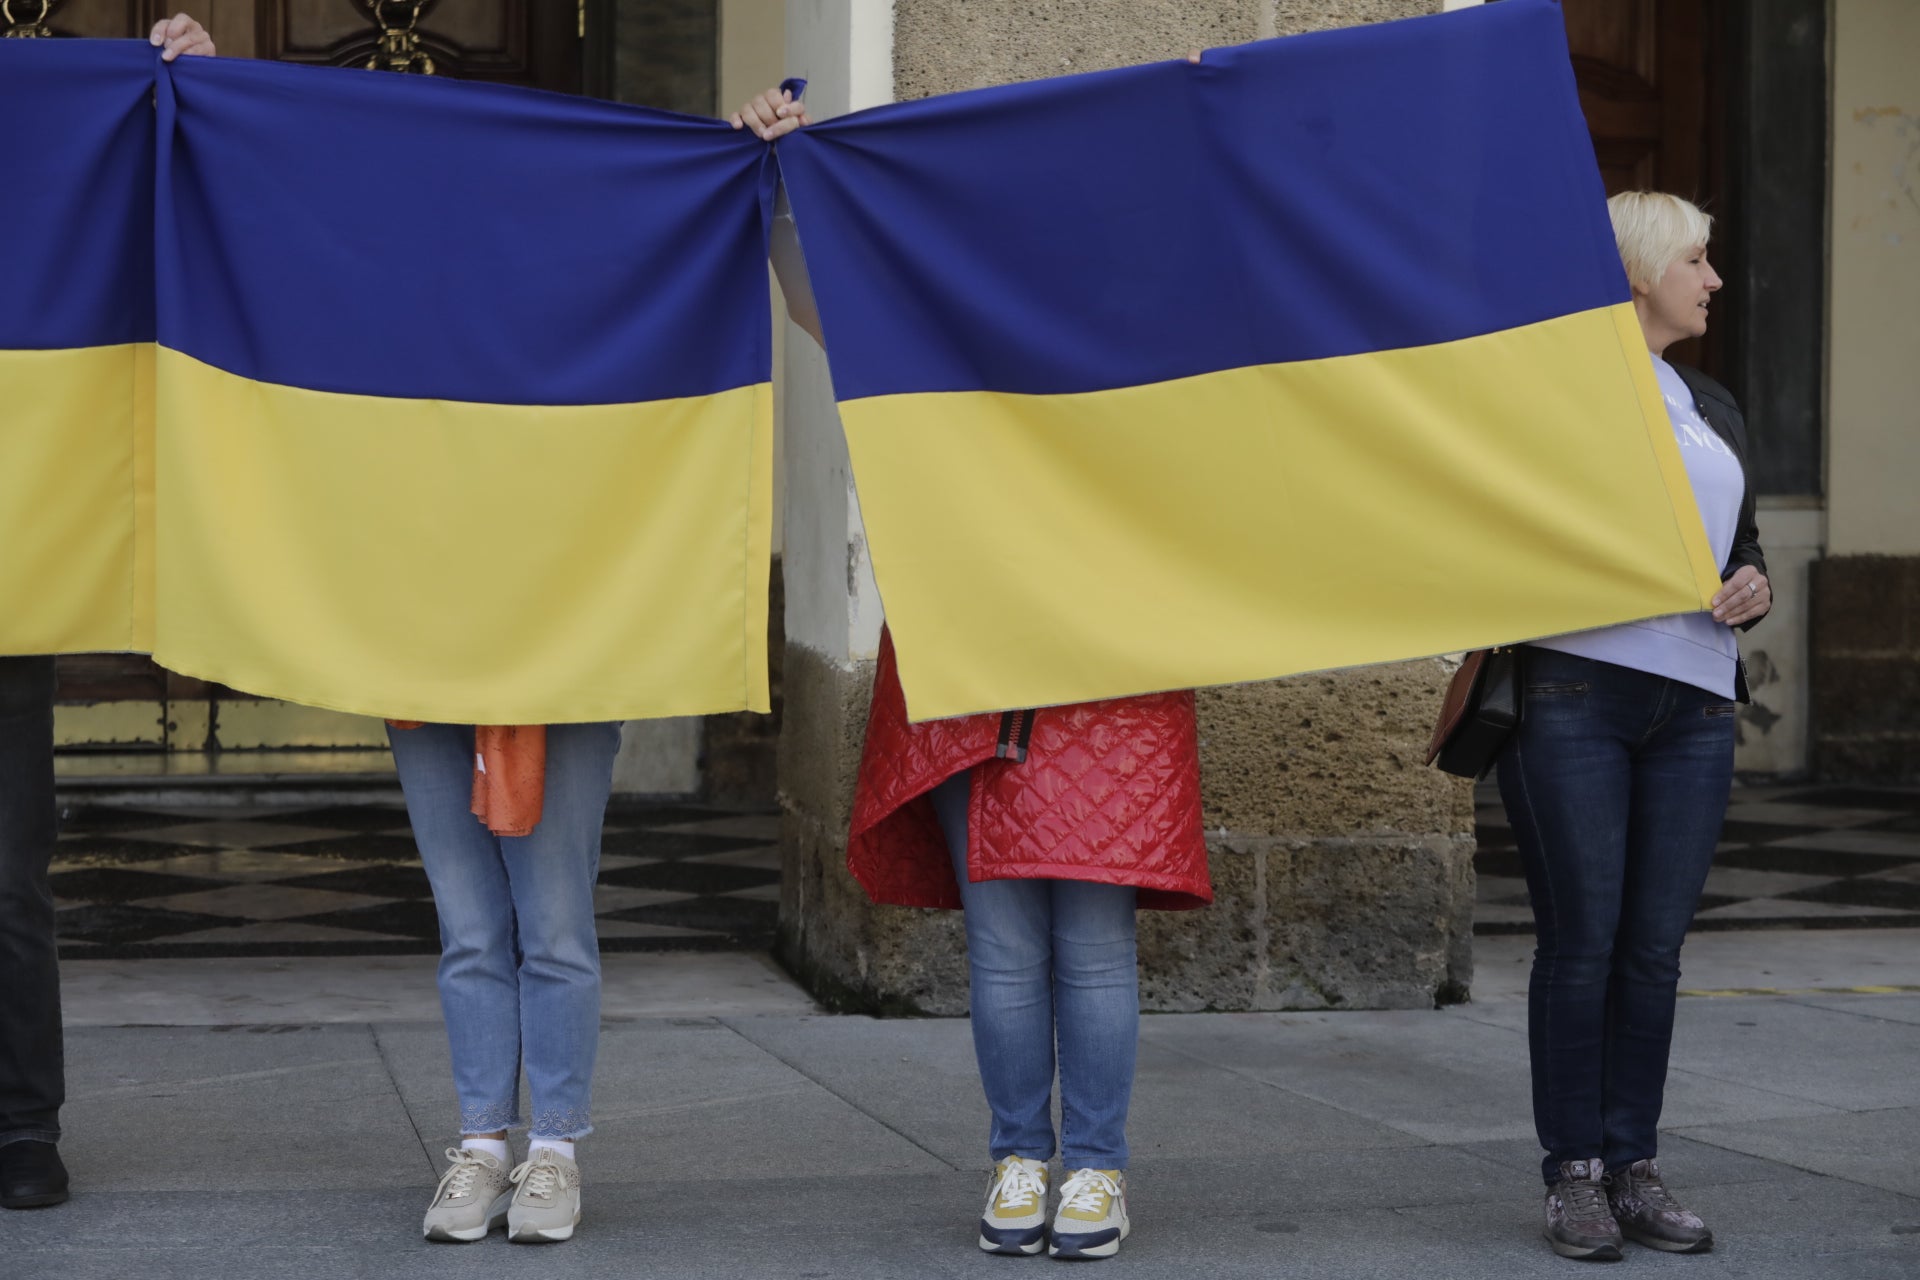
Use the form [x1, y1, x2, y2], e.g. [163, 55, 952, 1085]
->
[0, 656, 61, 1148]
[1496, 648, 1736, 1186]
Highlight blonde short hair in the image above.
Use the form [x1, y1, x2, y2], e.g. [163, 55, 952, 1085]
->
[1607, 192, 1714, 291]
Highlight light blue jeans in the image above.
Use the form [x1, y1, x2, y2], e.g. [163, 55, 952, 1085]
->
[930, 771, 1140, 1170]
[387, 720, 621, 1140]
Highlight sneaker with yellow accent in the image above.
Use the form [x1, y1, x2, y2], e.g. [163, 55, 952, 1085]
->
[506, 1148, 582, 1243]
[1050, 1168, 1129, 1260]
[979, 1155, 1049, 1255]
[421, 1147, 513, 1243]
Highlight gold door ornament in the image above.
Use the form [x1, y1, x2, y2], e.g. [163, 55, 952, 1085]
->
[2, 0, 56, 38]
[366, 0, 436, 74]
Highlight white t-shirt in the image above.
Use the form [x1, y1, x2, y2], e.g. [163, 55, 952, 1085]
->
[1532, 357, 1746, 698]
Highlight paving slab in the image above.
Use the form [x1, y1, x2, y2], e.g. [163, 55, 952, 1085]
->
[57, 1025, 424, 1192]
[10, 1172, 1919, 1280]
[1664, 999, 1920, 1110]
[592, 1020, 957, 1179]
[58, 952, 815, 1026]
[1132, 1145, 1516, 1216]
[1788, 994, 1920, 1026]
[1395, 1173, 1920, 1280]
[1129, 1036, 1431, 1159]
[724, 1013, 1425, 1168]
[1675, 1108, 1920, 1198]
[1140, 1009, 1542, 1144]
[1472, 929, 1920, 1001]
[368, 1017, 956, 1182]
[13, 930, 1920, 1278]
[718, 1013, 988, 1165]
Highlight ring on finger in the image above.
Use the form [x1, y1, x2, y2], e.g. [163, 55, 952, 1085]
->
[1747, 581, 1759, 596]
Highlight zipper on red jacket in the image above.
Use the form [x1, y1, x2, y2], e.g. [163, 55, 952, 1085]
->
[996, 709, 1035, 763]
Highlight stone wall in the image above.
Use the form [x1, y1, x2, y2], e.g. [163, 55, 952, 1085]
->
[776, 0, 1477, 1016]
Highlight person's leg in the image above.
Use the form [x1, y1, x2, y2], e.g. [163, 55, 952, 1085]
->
[493, 721, 618, 1245]
[933, 771, 1058, 1256]
[1496, 651, 1644, 1186]
[931, 771, 1058, 1164]
[1603, 681, 1734, 1169]
[1049, 877, 1138, 1173]
[0, 656, 66, 1208]
[388, 723, 524, 1138]
[498, 721, 620, 1146]
[1046, 876, 1139, 1260]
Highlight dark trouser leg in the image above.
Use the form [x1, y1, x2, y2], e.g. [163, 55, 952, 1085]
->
[1601, 686, 1735, 1169]
[1498, 650, 1640, 1187]
[0, 656, 62, 1147]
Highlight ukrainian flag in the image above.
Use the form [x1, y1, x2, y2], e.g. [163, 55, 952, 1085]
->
[778, 0, 1724, 721]
[0, 41, 157, 657]
[150, 56, 775, 723]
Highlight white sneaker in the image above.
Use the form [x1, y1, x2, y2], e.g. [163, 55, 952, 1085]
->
[1050, 1168, 1129, 1260]
[507, 1147, 583, 1243]
[978, 1155, 1049, 1255]
[422, 1147, 512, 1243]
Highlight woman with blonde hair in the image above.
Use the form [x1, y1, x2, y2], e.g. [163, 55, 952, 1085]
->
[1498, 191, 1770, 1261]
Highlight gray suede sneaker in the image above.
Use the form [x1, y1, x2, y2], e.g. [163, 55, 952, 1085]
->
[507, 1148, 583, 1244]
[422, 1147, 513, 1243]
[1544, 1158, 1624, 1261]
[1606, 1159, 1713, 1253]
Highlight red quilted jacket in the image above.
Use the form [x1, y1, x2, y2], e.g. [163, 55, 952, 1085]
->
[848, 630, 1211, 911]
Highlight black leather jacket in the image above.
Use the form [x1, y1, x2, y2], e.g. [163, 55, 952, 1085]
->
[1671, 363, 1767, 626]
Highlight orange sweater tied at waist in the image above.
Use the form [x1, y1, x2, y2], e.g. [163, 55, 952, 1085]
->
[387, 723, 546, 838]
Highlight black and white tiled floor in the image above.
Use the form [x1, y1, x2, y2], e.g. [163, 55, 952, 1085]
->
[1474, 783, 1920, 934]
[47, 783, 1920, 957]
[48, 801, 780, 959]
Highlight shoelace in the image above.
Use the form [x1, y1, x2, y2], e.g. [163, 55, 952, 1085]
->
[1059, 1170, 1120, 1216]
[437, 1148, 489, 1203]
[512, 1155, 563, 1201]
[1626, 1171, 1682, 1211]
[990, 1161, 1045, 1213]
[1560, 1175, 1613, 1223]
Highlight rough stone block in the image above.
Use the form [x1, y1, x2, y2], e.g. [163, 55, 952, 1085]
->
[1272, 834, 1477, 1010]
[894, 0, 1268, 100]
[1197, 663, 1475, 838]
[775, 642, 873, 837]
[1136, 844, 1266, 1011]
[1272, 1, 1439, 37]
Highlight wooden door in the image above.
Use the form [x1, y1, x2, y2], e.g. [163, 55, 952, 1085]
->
[256, 1, 582, 90]
[1559, 0, 1728, 373]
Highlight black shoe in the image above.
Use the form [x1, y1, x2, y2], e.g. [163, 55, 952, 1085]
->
[0, 1140, 70, 1209]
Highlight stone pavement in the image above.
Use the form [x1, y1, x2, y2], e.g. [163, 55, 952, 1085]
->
[6, 932, 1919, 1279]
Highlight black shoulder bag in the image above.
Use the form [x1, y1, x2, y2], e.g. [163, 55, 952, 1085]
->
[1425, 647, 1522, 780]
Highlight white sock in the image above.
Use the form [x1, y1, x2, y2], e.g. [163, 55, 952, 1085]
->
[529, 1138, 576, 1162]
[460, 1137, 509, 1164]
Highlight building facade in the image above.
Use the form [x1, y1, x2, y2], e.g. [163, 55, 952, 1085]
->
[16, 0, 1916, 1007]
